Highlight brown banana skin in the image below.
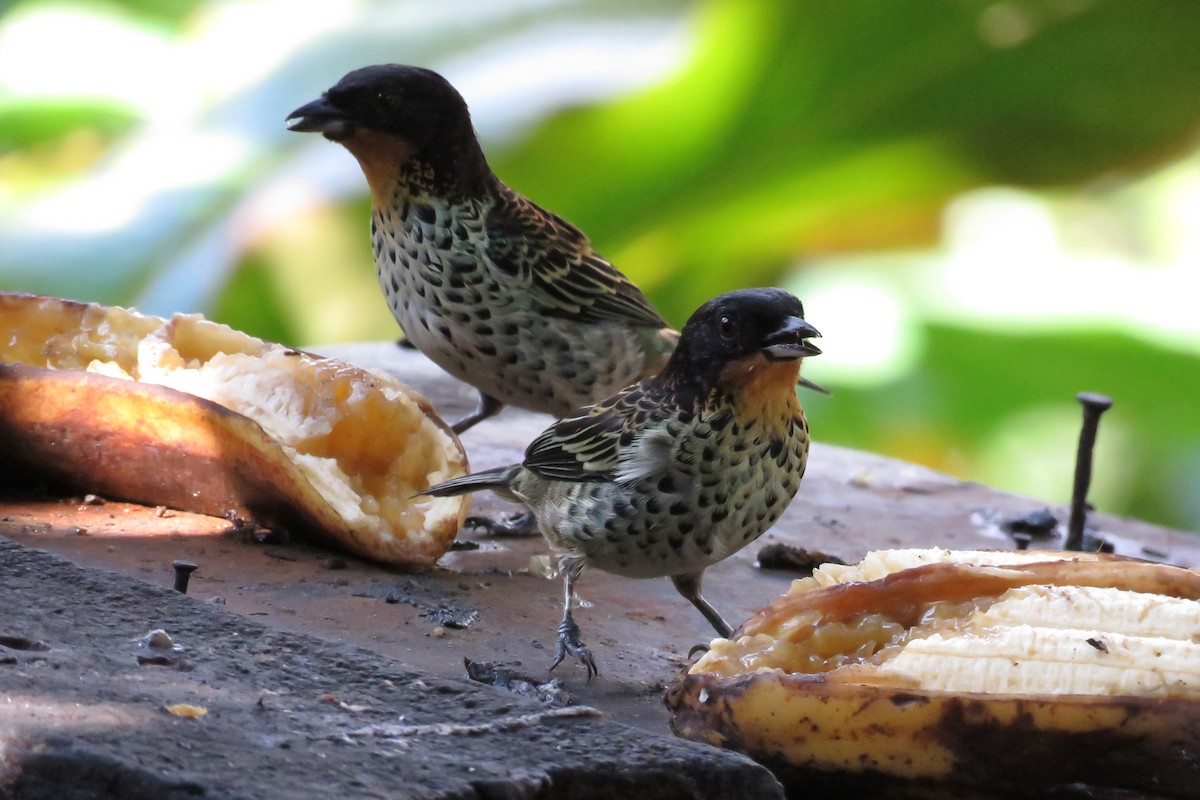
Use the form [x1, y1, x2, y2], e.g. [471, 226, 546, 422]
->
[0, 363, 348, 542]
[667, 674, 1200, 799]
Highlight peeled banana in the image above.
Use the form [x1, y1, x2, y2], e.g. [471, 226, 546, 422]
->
[0, 292, 469, 566]
[666, 548, 1200, 798]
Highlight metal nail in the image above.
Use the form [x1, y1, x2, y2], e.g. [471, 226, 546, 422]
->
[172, 561, 198, 593]
[1065, 392, 1113, 551]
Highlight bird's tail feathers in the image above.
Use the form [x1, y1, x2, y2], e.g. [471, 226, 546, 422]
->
[421, 466, 516, 498]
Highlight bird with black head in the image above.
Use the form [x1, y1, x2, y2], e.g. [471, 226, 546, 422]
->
[287, 64, 679, 433]
[287, 65, 826, 434]
[423, 287, 821, 678]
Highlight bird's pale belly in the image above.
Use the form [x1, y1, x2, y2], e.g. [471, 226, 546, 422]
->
[576, 496, 787, 580]
[535, 435, 807, 580]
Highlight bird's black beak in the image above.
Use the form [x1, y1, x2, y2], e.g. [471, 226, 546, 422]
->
[762, 316, 822, 361]
[286, 97, 355, 140]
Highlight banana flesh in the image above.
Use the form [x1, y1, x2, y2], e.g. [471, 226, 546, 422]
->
[854, 589, 1200, 697]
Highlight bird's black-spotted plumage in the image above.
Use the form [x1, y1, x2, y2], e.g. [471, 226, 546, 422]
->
[423, 288, 822, 678]
[287, 64, 677, 432]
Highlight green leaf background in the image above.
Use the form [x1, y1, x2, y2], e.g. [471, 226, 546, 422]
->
[2, 0, 1197, 532]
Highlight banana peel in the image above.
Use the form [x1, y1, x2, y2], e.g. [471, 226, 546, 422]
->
[0, 292, 469, 567]
[665, 548, 1200, 798]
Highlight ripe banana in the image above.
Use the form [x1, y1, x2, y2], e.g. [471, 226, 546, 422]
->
[666, 548, 1200, 798]
[0, 292, 469, 566]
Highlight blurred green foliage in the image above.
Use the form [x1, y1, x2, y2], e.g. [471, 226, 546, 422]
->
[1, 0, 1197, 532]
[0, 100, 136, 152]
[499, 0, 1200, 319]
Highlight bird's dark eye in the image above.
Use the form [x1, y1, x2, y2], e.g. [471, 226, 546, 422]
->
[718, 314, 738, 340]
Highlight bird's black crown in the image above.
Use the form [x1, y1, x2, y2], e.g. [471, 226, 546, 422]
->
[321, 64, 472, 149]
[288, 64, 493, 196]
[666, 288, 820, 386]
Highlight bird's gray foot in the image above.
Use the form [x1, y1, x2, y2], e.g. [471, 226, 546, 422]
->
[550, 610, 598, 680]
[464, 510, 538, 536]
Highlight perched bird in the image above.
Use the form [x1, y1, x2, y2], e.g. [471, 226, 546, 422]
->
[286, 65, 826, 434]
[422, 288, 821, 677]
[285, 64, 677, 433]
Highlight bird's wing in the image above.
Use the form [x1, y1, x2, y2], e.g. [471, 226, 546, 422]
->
[486, 189, 668, 329]
[522, 383, 670, 482]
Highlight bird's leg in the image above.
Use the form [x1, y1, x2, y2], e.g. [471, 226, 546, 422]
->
[671, 571, 733, 639]
[464, 510, 539, 536]
[550, 559, 597, 680]
[451, 391, 505, 434]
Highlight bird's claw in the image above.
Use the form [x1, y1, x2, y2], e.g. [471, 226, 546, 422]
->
[464, 510, 538, 537]
[550, 613, 598, 680]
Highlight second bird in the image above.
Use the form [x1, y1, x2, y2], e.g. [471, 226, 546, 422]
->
[286, 64, 677, 433]
[423, 288, 821, 678]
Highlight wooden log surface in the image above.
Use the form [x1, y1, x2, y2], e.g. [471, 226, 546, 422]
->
[3, 342, 1197, 738]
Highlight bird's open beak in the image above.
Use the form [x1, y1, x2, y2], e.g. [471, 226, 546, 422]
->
[762, 316, 822, 361]
[286, 97, 355, 140]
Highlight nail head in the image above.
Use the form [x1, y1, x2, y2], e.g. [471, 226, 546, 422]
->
[1076, 392, 1113, 411]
